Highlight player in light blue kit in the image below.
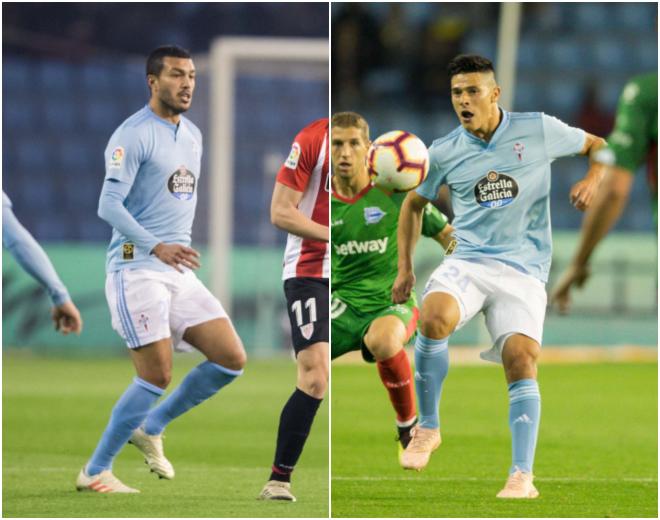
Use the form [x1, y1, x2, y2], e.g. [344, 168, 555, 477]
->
[76, 46, 246, 494]
[393, 55, 606, 498]
[3, 191, 83, 334]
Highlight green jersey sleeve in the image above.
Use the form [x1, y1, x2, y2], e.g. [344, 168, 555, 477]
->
[607, 73, 658, 173]
[421, 203, 448, 238]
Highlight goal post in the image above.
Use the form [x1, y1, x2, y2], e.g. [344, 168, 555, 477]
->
[495, 2, 522, 110]
[208, 37, 328, 347]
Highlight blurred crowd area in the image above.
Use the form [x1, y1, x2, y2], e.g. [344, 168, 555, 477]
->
[4, 3, 327, 58]
[2, 3, 328, 245]
[332, 2, 657, 231]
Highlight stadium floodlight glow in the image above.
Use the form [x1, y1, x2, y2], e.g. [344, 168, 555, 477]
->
[209, 37, 328, 314]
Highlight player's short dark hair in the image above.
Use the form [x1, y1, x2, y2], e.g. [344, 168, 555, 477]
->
[146, 45, 192, 77]
[331, 112, 370, 143]
[447, 54, 495, 78]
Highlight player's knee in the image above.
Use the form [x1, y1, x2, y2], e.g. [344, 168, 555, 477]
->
[503, 339, 539, 379]
[506, 355, 535, 375]
[224, 347, 247, 371]
[144, 369, 172, 389]
[307, 376, 327, 399]
[298, 367, 327, 399]
[419, 307, 457, 339]
[364, 331, 402, 361]
[505, 339, 539, 363]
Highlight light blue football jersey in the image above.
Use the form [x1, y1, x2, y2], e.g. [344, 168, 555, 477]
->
[417, 109, 585, 282]
[103, 105, 202, 272]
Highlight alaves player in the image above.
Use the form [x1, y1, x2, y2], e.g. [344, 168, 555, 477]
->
[331, 111, 454, 464]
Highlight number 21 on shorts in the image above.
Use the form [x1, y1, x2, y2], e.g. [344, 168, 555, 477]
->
[441, 264, 471, 293]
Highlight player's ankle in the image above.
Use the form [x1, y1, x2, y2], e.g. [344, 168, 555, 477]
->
[269, 469, 291, 483]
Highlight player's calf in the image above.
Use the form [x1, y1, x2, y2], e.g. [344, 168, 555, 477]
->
[365, 317, 418, 458]
[374, 349, 416, 430]
[297, 344, 328, 399]
[268, 387, 323, 484]
[143, 360, 244, 436]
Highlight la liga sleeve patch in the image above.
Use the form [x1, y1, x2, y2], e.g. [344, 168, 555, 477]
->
[284, 142, 302, 169]
[108, 146, 125, 169]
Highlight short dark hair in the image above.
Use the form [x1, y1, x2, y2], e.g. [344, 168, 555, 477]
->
[447, 54, 495, 78]
[146, 45, 192, 77]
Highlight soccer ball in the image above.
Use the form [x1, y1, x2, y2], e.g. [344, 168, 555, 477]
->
[367, 130, 429, 192]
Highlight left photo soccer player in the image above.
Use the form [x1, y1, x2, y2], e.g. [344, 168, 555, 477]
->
[77, 45, 247, 493]
[260, 119, 329, 502]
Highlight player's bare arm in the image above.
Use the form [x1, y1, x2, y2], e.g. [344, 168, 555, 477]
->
[151, 243, 201, 272]
[569, 133, 607, 211]
[392, 190, 429, 303]
[270, 181, 329, 242]
[551, 165, 633, 313]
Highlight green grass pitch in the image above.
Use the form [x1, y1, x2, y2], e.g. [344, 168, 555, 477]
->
[332, 361, 657, 518]
[3, 352, 328, 518]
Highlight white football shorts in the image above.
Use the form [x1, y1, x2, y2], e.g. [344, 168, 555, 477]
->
[105, 268, 228, 351]
[423, 257, 547, 363]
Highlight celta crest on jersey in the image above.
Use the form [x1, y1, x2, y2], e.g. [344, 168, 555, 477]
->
[168, 167, 196, 200]
[514, 142, 525, 161]
[285, 142, 302, 169]
[474, 171, 519, 208]
[363, 206, 386, 225]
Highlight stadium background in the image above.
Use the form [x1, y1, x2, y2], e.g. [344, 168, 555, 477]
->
[3, 3, 329, 356]
[332, 1, 657, 350]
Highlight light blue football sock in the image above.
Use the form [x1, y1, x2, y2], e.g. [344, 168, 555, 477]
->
[143, 360, 243, 435]
[508, 378, 541, 474]
[414, 333, 449, 429]
[86, 377, 164, 476]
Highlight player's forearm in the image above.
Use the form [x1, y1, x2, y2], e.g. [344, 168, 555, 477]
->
[433, 224, 456, 252]
[571, 168, 631, 267]
[98, 180, 161, 252]
[271, 205, 329, 242]
[2, 208, 70, 306]
[576, 133, 607, 175]
[397, 193, 425, 272]
[583, 136, 608, 183]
